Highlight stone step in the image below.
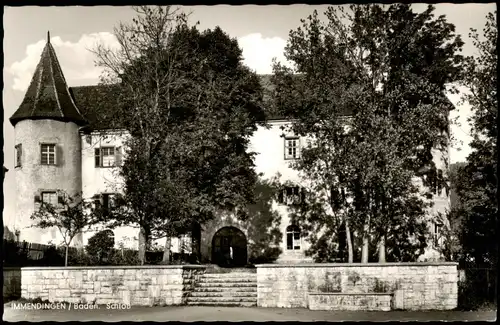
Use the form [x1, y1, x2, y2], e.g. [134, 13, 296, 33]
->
[190, 291, 257, 298]
[193, 286, 257, 293]
[201, 272, 257, 278]
[186, 301, 257, 307]
[186, 296, 257, 303]
[198, 278, 256, 283]
[196, 282, 256, 288]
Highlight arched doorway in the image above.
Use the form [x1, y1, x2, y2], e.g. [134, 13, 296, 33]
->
[211, 226, 247, 267]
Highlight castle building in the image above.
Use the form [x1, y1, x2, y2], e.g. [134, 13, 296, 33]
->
[9, 34, 451, 264]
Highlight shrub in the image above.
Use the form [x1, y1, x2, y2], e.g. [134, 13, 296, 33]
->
[109, 248, 140, 265]
[86, 230, 115, 265]
[248, 246, 281, 264]
[2, 239, 29, 266]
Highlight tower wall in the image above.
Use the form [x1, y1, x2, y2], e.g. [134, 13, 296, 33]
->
[14, 119, 82, 245]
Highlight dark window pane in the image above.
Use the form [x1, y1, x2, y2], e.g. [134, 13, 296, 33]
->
[294, 231, 300, 240]
[287, 233, 293, 250]
[95, 148, 101, 167]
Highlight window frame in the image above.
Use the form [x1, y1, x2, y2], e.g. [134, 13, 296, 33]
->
[95, 193, 117, 216]
[286, 225, 301, 250]
[15, 144, 22, 168]
[284, 136, 300, 160]
[278, 186, 303, 206]
[433, 222, 443, 247]
[95, 146, 121, 168]
[40, 191, 58, 207]
[40, 143, 57, 165]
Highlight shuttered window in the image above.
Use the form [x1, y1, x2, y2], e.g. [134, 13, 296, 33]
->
[40, 144, 56, 165]
[95, 147, 122, 167]
[278, 186, 305, 205]
[41, 191, 58, 206]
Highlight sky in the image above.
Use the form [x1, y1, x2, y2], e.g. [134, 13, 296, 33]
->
[2, 4, 496, 228]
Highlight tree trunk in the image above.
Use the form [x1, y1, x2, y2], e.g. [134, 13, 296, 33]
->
[162, 236, 172, 264]
[378, 233, 386, 263]
[361, 215, 370, 263]
[345, 219, 354, 263]
[138, 225, 148, 265]
[65, 245, 69, 267]
[191, 222, 201, 264]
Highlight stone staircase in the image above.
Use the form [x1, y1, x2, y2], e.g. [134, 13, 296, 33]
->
[186, 270, 257, 307]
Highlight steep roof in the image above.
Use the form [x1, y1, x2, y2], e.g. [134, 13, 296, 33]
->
[68, 75, 286, 131]
[69, 84, 122, 130]
[9, 32, 87, 127]
[69, 76, 454, 131]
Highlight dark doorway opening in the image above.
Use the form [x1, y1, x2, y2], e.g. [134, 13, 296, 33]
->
[211, 227, 247, 267]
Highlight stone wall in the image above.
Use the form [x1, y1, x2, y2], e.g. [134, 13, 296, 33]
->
[21, 265, 206, 306]
[308, 292, 392, 311]
[3, 267, 21, 300]
[256, 262, 458, 310]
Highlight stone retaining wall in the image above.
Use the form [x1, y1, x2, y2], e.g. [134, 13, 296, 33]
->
[21, 265, 206, 306]
[308, 292, 392, 311]
[3, 267, 22, 300]
[256, 262, 458, 310]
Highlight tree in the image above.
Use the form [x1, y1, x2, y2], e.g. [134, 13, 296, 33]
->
[453, 12, 497, 268]
[30, 192, 98, 266]
[86, 229, 115, 264]
[271, 4, 463, 263]
[244, 176, 283, 264]
[93, 6, 265, 264]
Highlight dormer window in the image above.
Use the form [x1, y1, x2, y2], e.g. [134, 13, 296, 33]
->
[15, 144, 22, 168]
[95, 147, 122, 168]
[285, 137, 300, 160]
[40, 144, 56, 165]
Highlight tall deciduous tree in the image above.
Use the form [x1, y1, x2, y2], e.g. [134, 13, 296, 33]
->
[93, 6, 265, 264]
[271, 4, 463, 263]
[452, 12, 497, 268]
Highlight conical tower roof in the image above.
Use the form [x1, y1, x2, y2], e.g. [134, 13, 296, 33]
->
[10, 32, 87, 127]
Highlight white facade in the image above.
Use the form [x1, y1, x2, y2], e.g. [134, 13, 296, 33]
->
[12, 116, 450, 262]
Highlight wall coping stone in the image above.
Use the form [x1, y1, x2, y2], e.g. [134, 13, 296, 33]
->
[21, 265, 207, 270]
[255, 262, 458, 268]
[3, 267, 22, 270]
[308, 292, 393, 296]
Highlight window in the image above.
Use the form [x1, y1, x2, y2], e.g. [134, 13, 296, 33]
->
[41, 144, 56, 165]
[433, 222, 443, 247]
[286, 225, 301, 250]
[102, 193, 116, 210]
[278, 186, 303, 205]
[284, 137, 300, 160]
[15, 144, 22, 167]
[95, 147, 122, 167]
[94, 193, 116, 216]
[41, 191, 58, 206]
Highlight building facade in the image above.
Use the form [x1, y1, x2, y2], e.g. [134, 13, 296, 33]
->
[8, 36, 450, 264]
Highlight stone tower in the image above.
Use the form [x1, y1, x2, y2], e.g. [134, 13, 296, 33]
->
[10, 32, 87, 245]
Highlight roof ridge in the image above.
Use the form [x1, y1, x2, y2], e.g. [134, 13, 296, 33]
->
[47, 44, 64, 118]
[48, 42, 85, 118]
[32, 55, 44, 117]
